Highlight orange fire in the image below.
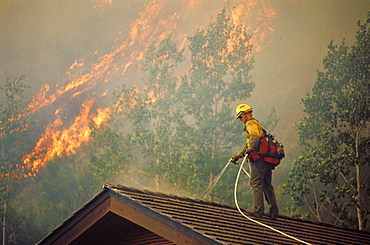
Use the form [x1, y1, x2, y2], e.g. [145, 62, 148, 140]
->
[94, 0, 113, 10]
[22, 99, 110, 176]
[20, 0, 278, 175]
[231, 1, 276, 52]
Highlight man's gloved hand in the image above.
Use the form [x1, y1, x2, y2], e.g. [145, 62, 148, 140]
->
[245, 148, 253, 155]
[230, 154, 242, 164]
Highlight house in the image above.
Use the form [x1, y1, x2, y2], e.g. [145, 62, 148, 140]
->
[38, 184, 370, 244]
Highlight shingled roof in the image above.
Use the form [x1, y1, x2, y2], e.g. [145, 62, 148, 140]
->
[38, 184, 370, 245]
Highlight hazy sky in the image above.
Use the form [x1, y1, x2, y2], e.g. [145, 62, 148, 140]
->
[248, 0, 369, 149]
[1, 0, 369, 162]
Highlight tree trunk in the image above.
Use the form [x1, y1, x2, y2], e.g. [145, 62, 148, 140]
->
[2, 202, 5, 245]
[356, 162, 363, 230]
[355, 129, 363, 230]
[1, 143, 5, 245]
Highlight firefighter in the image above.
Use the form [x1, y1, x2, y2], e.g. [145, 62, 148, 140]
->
[231, 104, 279, 220]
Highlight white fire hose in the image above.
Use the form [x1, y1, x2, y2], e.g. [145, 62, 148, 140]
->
[204, 155, 311, 245]
[234, 156, 312, 245]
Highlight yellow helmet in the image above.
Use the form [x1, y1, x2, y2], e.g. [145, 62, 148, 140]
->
[235, 104, 252, 119]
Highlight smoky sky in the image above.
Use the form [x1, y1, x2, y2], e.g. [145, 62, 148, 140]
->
[248, 0, 369, 150]
[1, 0, 369, 160]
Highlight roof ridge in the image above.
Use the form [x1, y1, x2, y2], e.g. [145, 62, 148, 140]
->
[104, 183, 237, 209]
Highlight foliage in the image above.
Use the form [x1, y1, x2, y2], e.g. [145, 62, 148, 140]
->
[185, 6, 254, 187]
[10, 151, 95, 244]
[91, 6, 255, 204]
[283, 14, 370, 231]
[90, 125, 134, 184]
[2, 5, 275, 245]
[0, 76, 33, 244]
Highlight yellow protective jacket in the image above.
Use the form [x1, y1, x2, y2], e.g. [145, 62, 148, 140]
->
[238, 118, 263, 156]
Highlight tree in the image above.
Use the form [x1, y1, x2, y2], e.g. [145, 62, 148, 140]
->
[11, 150, 97, 244]
[283, 14, 370, 231]
[183, 6, 254, 201]
[89, 34, 187, 191]
[0, 76, 32, 244]
[90, 125, 134, 185]
[91, 6, 255, 204]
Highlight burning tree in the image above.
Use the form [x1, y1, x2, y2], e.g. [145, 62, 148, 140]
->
[184, 6, 254, 200]
[283, 14, 370, 231]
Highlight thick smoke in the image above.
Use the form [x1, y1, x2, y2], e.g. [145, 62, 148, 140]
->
[1, 0, 369, 170]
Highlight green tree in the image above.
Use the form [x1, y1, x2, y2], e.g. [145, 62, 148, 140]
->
[90, 125, 134, 185]
[91, 35, 192, 192]
[0, 76, 32, 244]
[91, 6, 255, 204]
[11, 150, 96, 244]
[184, 6, 255, 202]
[283, 14, 370, 231]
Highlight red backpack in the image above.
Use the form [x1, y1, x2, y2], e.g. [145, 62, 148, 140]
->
[257, 129, 285, 166]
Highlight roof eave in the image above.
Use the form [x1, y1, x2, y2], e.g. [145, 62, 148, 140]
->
[38, 186, 223, 245]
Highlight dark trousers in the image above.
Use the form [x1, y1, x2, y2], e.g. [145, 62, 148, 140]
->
[249, 158, 279, 215]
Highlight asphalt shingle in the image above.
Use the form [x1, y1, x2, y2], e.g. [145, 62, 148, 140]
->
[38, 184, 370, 245]
[106, 184, 370, 245]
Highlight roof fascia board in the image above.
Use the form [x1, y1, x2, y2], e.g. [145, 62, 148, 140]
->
[37, 190, 112, 245]
[38, 188, 222, 245]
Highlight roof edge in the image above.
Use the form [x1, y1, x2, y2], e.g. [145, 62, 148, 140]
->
[37, 188, 112, 245]
[104, 184, 223, 245]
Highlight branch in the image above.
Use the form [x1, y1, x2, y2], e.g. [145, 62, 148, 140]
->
[361, 171, 370, 186]
[311, 178, 322, 222]
[339, 171, 356, 191]
[303, 194, 322, 222]
[361, 208, 368, 227]
[339, 170, 366, 204]
[325, 197, 346, 226]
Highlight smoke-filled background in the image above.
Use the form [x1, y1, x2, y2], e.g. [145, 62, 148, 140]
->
[0, 0, 368, 187]
[2, 0, 369, 160]
[1, 0, 370, 242]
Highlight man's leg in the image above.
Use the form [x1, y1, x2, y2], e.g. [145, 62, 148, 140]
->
[250, 159, 267, 216]
[264, 164, 279, 219]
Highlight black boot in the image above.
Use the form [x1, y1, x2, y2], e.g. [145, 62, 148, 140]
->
[265, 212, 278, 220]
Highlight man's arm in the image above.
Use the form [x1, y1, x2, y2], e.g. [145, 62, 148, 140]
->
[246, 119, 262, 151]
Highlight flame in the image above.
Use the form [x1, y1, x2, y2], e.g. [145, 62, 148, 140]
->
[69, 60, 85, 71]
[94, 0, 113, 10]
[146, 90, 159, 104]
[25, 0, 179, 114]
[231, 1, 276, 52]
[20, 0, 278, 175]
[22, 99, 110, 176]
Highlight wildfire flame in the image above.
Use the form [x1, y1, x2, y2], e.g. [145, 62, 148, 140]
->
[17, 0, 278, 176]
[94, 0, 113, 10]
[22, 99, 111, 177]
[231, 1, 276, 52]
